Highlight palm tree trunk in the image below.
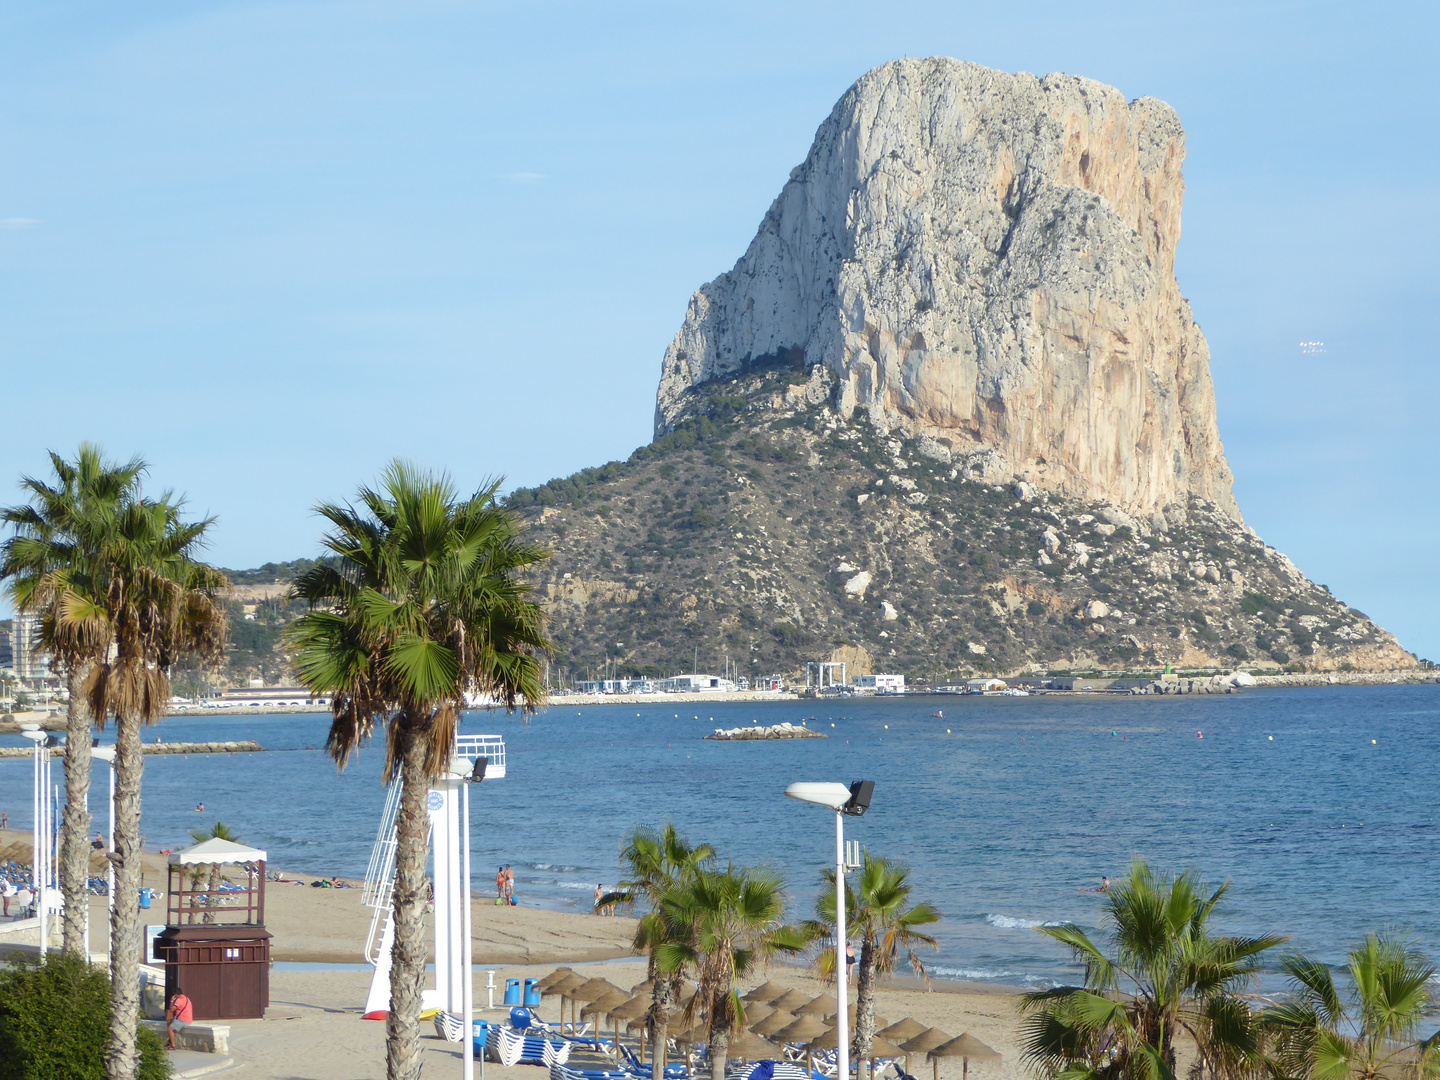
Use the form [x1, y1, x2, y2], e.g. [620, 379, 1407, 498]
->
[105, 709, 143, 1080]
[204, 864, 220, 924]
[60, 661, 94, 956]
[854, 937, 879, 1080]
[709, 986, 731, 1080]
[651, 971, 676, 1078]
[386, 724, 430, 1080]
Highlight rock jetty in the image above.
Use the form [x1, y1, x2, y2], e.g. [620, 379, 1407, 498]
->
[0, 740, 263, 759]
[705, 722, 826, 741]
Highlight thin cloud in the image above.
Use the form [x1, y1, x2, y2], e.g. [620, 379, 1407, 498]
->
[1, 218, 41, 229]
[501, 172, 547, 184]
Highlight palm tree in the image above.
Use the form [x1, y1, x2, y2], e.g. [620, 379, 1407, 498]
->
[812, 853, 941, 1079]
[657, 864, 808, 1080]
[0, 445, 146, 957]
[605, 825, 716, 1076]
[187, 822, 243, 925]
[1262, 932, 1440, 1080]
[1020, 861, 1285, 1080]
[76, 495, 228, 1080]
[285, 461, 550, 1080]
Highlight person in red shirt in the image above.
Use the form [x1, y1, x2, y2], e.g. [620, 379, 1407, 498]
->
[166, 991, 193, 1049]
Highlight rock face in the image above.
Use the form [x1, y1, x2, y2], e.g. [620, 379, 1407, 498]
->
[656, 57, 1237, 519]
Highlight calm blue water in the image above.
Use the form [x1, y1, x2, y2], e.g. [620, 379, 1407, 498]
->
[2, 686, 1437, 988]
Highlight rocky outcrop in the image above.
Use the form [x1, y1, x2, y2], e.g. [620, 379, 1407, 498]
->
[656, 57, 1237, 519]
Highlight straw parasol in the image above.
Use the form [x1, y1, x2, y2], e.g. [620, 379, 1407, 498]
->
[775, 1016, 832, 1045]
[829, 1004, 889, 1029]
[548, 972, 588, 1032]
[900, 1027, 954, 1080]
[929, 1034, 1001, 1080]
[878, 1019, 928, 1044]
[726, 1029, 781, 1062]
[741, 1002, 776, 1027]
[795, 995, 833, 1017]
[771, 988, 812, 1012]
[751, 1010, 799, 1037]
[537, 968, 575, 992]
[743, 980, 790, 1003]
[573, 978, 625, 1002]
[583, 991, 633, 1049]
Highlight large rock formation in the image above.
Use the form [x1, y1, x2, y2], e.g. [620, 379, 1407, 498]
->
[656, 57, 1236, 519]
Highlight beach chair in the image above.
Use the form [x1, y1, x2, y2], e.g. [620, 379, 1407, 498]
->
[543, 1039, 575, 1068]
[620, 1044, 689, 1078]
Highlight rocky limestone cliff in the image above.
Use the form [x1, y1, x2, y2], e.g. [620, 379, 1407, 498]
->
[656, 57, 1236, 520]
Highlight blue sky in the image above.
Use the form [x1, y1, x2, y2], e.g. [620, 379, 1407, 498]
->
[2, 1, 1436, 659]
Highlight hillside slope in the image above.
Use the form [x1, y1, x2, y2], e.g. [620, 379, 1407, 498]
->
[508, 365, 1410, 682]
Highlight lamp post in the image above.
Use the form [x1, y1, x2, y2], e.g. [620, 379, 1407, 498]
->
[784, 780, 874, 1080]
[19, 724, 59, 959]
[92, 745, 117, 960]
[450, 751, 489, 1080]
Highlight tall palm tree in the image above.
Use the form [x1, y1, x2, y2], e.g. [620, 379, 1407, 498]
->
[77, 495, 228, 1080]
[1020, 861, 1285, 1080]
[0, 444, 146, 957]
[285, 461, 550, 1080]
[187, 822, 243, 925]
[605, 825, 715, 1077]
[657, 864, 808, 1080]
[1263, 932, 1440, 1080]
[811, 853, 941, 1079]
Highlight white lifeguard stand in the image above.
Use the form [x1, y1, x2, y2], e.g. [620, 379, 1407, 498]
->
[361, 734, 506, 1021]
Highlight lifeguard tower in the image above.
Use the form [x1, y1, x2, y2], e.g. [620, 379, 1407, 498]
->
[153, 838, 272, 1021]
[361, 733, 505, 1020]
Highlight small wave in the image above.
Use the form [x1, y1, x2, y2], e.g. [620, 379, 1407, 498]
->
[930, 965, 1058, 986]
[530, 863, 580, 872]
[985, 914, 1064, 929]
[556, 881, 599, 890]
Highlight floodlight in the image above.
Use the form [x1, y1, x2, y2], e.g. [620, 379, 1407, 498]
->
[784, 782, 853, 810]
[843, 780, 874, 816]
[470, 757, 488, 784]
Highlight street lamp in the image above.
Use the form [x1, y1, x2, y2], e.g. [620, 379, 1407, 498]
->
[92, 745, 117, 961]
[19, 724, 61, 959]
[447, 750, 489, 1080]
[785, 780, 874, 1080]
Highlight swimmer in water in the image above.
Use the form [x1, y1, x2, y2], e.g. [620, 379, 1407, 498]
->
[194, 803, 204, 812]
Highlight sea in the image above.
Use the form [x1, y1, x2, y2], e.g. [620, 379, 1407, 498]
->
[3, 685, 1437, 990]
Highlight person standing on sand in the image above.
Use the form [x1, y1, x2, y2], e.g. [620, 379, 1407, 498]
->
[2, 811, 7, 828]
[845, 941, 856, 983]
[504, 864, 515, 904]
[495, 866, 506, 902]
[594, 884, 604, 914]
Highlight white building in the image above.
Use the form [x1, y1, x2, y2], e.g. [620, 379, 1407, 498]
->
[658, 674, 736, 693]
[966, 677, 1008, 693]
[852, 673, 906, 693]
[13, 611, 49, 683]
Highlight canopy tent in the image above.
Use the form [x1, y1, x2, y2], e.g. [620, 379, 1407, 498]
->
[169, 837, 267, 865]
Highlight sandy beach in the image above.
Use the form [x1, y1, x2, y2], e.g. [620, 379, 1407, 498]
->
[1, 828, 1028, 1080]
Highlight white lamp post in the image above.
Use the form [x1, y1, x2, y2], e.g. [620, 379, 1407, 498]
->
[92, 745, 117, 961]
[19, 724, 56, 959]
[448, 749, 490, 1080]
[785, 780, 875, 1080]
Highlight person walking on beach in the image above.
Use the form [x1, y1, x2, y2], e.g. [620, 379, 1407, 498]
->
[2, 811, 7, 829]
[594, 884, 605, 914]
[166, 990, 193, 1049]
[496, 866, 506, 902]
[845, 941, 856, 983]
[504, 864, 515, 904]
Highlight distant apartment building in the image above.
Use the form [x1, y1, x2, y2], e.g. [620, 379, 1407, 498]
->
[658, 674, 736, 693]
[13, 611, 50, 682]
[0, 625, 13, 671]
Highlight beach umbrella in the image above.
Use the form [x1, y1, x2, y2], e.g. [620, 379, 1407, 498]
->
[795, 995, 833, 1017]
[726, 1029, 781, 1062]
[611, 995, 651, 1051]
[775, 1015, 831, 1045]
[928, 1034, 1001, 1080]
[741, 1002, 776, 1027]
[743, 980, 790, 1003]
[771, 988, 812, 1012]
[573, 978, 625, 1002]
[878, 1019, 928, 1044]
[862, 1037, 908, 1080]
[537, 969, 575, 992]
[582, 991, 631, 1050]
[549, 973, 587, 1032]
[901, 1027, 954, 1080]
[751, 1010, 799, 1037]
[829, 1004, 889, 1029]
[631, 979, 656, 996]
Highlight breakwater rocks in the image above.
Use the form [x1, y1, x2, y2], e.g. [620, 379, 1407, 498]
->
[705, 722, 826, 741]
[0, 740, 263, 759]
[1253, 668, 1439, 688]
